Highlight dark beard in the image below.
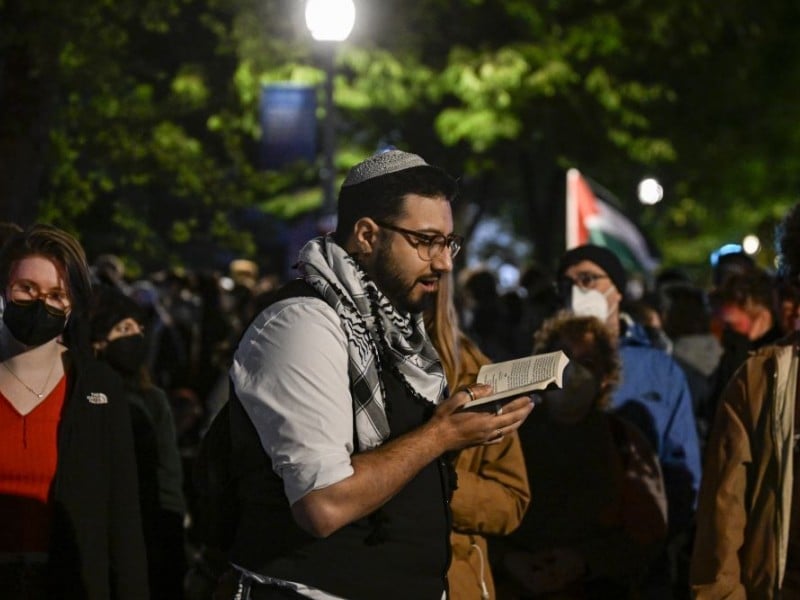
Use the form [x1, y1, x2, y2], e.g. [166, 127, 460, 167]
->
[371, 239, 434, 314]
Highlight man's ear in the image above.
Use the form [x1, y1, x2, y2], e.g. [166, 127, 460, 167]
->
[352, 217, 381, 256]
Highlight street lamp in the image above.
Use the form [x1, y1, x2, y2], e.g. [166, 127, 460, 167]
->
[305, 0, 355, 221]
[742, 234, 761, 255]
[637, 177, 663, 206]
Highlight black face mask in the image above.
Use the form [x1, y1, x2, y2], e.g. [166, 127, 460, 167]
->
[2, 299, 68, 347]
[102, 334, 147, 375]
[540, 361, 599, 424]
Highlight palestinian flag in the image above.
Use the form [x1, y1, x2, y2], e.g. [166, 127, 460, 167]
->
[566, 168, 660, 274]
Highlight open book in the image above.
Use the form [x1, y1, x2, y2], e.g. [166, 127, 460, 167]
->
[461, 350, 570, 412]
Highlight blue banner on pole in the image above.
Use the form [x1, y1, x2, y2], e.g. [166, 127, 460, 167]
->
[259, 83, 317, 170]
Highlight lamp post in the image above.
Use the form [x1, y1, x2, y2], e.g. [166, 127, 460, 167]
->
[304, 0, 355, 221]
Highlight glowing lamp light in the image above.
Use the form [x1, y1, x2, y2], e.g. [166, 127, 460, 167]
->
[742, 234, 761, 255]
[305, 0, 356, 42]
[637, 177, 663, 205]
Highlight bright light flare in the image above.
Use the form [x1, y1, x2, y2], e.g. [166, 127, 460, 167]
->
[305, 0, 356, 42]
[742, 234, 761, 255]
[637, 177, 663, 205]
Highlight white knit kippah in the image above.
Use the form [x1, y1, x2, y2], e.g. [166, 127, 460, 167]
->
[342, 150, 430, 187]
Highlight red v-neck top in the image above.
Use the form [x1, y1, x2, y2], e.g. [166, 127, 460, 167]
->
[0, 375, 67, 552]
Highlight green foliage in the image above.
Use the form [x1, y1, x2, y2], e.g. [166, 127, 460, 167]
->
[339, 48, 435, 113]
[3, 0, 800, 280]
[0, 0, 296, 272]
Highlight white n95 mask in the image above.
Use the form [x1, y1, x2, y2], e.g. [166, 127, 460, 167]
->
[570, 286, 612, 321]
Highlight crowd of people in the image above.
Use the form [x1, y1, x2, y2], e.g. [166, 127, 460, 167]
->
[3, 149, 800, 599]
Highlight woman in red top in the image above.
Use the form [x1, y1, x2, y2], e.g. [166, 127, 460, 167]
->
[0, 224, 148, 599]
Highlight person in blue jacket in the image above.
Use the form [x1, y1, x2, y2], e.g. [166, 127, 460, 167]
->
[557, 244, 702, 597]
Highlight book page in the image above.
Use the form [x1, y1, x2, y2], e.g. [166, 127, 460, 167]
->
[462, 350, 569, 409]
[476, 351, 564, 393]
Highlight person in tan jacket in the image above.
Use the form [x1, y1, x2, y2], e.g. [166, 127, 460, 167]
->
[690, 337, 798, 599]
[690, 202, 800, 599]
[425, 273, 531, 600]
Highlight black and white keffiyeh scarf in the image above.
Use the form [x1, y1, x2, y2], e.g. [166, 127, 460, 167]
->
[297, 235, 446, 450]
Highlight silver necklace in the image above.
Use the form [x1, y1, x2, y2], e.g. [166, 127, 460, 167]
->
[2, 359, 58, 400]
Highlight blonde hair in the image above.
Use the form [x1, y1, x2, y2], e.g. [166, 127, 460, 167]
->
[424, 272, 461, 388]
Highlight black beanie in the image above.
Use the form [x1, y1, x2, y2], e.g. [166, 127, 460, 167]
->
[557, 245, 628, 296]
[89, 284, 146, 342]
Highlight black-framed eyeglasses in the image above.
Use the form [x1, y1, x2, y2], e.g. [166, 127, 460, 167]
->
[374, 221, 463, 260]
[562, 272, 609, 289]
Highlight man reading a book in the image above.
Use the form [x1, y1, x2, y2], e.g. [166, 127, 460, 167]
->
[223, 150, 533, 599]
